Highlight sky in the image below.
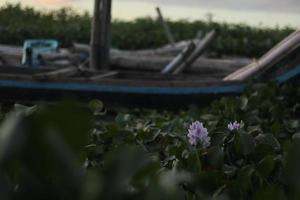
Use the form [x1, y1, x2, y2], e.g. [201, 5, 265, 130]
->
[1, 0, 300, 27]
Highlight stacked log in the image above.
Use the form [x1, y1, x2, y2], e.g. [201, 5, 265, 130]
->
[74, 42, 251, 74]
[109, 54, 251, 74]
[0, 42, 251, 75]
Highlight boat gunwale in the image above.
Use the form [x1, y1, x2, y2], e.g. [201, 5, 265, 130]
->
[0, 64, 297, 95]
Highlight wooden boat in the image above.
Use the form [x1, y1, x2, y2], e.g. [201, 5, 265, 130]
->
[0, 64, 298, 108]
[0, 30, 299, 108]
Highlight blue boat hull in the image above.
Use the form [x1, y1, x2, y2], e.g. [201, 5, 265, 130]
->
[0, 65, 298, 108]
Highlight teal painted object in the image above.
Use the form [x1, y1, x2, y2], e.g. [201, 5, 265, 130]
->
[0, 79, 245, 95]
[22, 40, 58, 67]
[0, 65, 298, 95]
[276, 66, 300, 83]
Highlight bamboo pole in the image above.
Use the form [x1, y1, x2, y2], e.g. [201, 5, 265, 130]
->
[90, 0, 112, 71]
[173, 30, 217, 75]
[161, 42, 195, 74]
[224, 29, 300, 81]
[156, 7, 175, 46]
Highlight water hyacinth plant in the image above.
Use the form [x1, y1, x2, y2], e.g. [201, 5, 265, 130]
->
[187, 121, 210, 148]
[0, 83, 298, 200]
[227, 121, 241, 131]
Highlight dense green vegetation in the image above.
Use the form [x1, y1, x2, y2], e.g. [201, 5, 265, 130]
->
[0, 83, 299, 199]
[0, 4, 295, 57]
[0, 4, 299, 199]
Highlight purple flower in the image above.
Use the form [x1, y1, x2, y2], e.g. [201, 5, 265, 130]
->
[187, 121, 210, 148]
[228, 121, 241, 131]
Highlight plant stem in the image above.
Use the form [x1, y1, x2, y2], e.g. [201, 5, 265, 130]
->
[194, 147, 202, 172]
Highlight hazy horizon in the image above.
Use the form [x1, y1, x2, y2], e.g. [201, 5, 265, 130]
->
[1, 0, 300, 28]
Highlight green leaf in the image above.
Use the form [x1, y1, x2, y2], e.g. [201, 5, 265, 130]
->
[200, 114, 216, 121]
[292, 133, 300, 140]
[210, 132, 227, 146]
[247, 126, 263, 135]
[237, 165, 255, 192]
[286, 119, 300, 130]
[212, 184, 226, 199]
[0, 112, 26, 164]
[255, 134, 281, 151]
[240, 97, 248, 111]
[254, 186, 286, 200]
[285, 141, 300, 191]
[206, 146, 224, 169]
[14, 104, 38, 116]
[89, 100, 105, 116]
[160, 170, 192, 192]
[115, 113, 131, 124]
[80, 170, 102, 200]
[239, 133, 255, 156]
[270, 123, 281, 135]
[256, 155, 275, 178]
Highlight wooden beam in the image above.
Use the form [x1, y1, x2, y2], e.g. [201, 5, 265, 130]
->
[90, 0, 112, 71]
